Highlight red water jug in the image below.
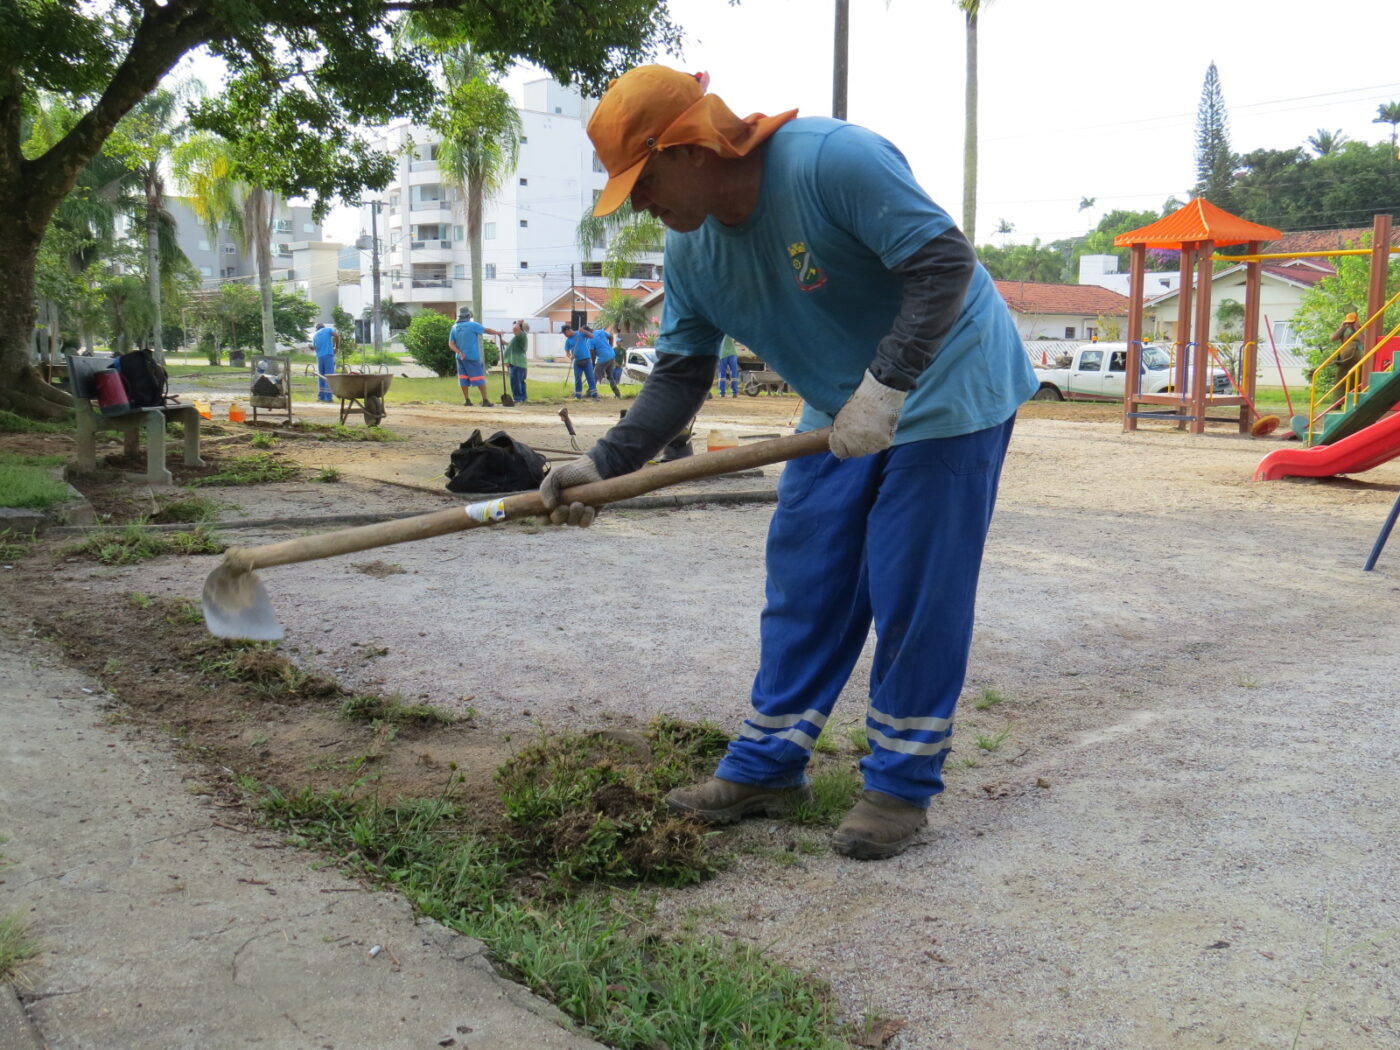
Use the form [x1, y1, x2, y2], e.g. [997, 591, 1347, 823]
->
[94, 369, 130, 416]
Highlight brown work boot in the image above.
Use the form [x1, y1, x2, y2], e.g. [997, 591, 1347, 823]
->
[831, 790, 927, 860]
[665, 777, 811, 825]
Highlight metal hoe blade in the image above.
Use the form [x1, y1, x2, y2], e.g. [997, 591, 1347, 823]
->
[202, 558, 285, 641]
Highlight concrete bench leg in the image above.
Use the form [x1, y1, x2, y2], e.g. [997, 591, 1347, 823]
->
[145, 409, 173, 486]
[182, 411, 205, 467]
[74, 401, 98, 471]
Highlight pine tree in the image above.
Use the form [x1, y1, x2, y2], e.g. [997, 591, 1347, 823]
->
[1193, 62, 1236, 211]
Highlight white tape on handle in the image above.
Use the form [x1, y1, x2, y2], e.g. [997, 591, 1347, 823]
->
[464, 499, 507, 524]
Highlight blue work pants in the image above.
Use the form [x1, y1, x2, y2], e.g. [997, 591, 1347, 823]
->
[717, 355, 740, 396]
[508, 364, 528, 402]
[316, 352, 336, 402]
[573, 358, 597, 397]
[714, 417, 1016, 806]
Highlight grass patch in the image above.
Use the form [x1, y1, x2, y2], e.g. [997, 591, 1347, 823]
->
[975, 687, 1006, 711]
[0, 913, 39, 982]
[0, 453, 72, 510]
[245, 783, 848, 1049]
[149, 494, 221, 525]
[249, 431, 278, 450]
[791, 765, 863, 826]
[0, 408, 69, 433]
[340, 692, 456, 727]
[193, 452, 298, 486]
[311, 466, 341, 483]
[974, 725, 1013, 753]
[62, 524, 224, 565]
[203, 645, 342, 700]
[0, 529, 36, 562]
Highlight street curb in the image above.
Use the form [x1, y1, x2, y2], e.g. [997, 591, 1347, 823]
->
[0, 985, 44, 1050]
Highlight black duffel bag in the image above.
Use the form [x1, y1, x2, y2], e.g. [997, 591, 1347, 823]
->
[444, 429, 549, 494]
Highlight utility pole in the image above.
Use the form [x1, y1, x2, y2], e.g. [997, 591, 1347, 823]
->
[370, 201, 384, 356]
[833, 0, 849, 120]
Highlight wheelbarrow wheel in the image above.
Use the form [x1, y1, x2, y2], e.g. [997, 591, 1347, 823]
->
[363, 395, 386, 428]
[744, 376, 760, 397]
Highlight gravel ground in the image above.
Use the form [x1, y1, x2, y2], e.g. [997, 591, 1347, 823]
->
[45, 403, 1400, 1049]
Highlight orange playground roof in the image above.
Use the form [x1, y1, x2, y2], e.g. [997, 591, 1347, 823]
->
[1114, 198, 1282, 249]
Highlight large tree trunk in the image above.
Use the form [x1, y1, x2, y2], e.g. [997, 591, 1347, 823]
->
[0, 210, 72, 419]
[247, 188, 275, 355]
[145, 166, 164, 360]
[962, 10, 979, 244]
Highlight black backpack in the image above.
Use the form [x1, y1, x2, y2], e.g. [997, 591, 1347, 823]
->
[444, 430, 548, 494]
[118, 349, 169, 408]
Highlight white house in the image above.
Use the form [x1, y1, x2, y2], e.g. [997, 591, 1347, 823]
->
[993, 280, 1131, 343]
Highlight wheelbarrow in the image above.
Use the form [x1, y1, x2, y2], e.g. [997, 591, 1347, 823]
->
[742, 368, 789, 396]
[325, 372, 392, 427]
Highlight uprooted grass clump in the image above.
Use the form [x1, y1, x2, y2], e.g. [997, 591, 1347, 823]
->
[339, 691, 456, 727]
[203, 645, 343, 700]
[246, 782, 849, 1050]
[494, 716, 731, 886]
[62, 523, 224, 564]
[192, 452, 299, 486]
[289, 421, 404, 442]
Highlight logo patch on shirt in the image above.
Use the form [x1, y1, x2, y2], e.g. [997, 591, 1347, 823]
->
[788, 242, 827, 292]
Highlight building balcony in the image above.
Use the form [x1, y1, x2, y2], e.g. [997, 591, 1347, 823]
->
[410, 199, 454, 212]
[409, 240, 453, 250]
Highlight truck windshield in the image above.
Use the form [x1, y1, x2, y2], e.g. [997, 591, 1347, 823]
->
[1142, 347, 1172, 370]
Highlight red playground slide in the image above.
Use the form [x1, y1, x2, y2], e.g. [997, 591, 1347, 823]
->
[1255, 412, 1400, 481]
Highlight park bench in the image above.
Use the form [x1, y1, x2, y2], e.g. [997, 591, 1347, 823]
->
[66, 353, 204, 486]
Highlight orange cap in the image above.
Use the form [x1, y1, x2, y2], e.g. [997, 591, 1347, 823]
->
[586, 65, 797, 217]
[1344, 312, 1359, 323]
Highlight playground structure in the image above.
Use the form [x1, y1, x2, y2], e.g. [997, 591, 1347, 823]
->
[1114, 199, 1282, 435]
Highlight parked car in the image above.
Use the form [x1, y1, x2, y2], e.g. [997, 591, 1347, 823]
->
[1031, 342, 1230, 402]
[624, 348, 657, 383]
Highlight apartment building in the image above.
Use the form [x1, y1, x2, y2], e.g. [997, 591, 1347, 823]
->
[352, 77, 657, 330]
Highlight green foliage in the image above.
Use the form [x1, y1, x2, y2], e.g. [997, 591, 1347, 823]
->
[187, 283, 318, 351]
[0, 453, 72, 509]
[1232, 141, 1400, 232]
[401, 310, 457, 376]
[311, 466, 341, 483]
[1293, 251, 1400, 380]
[361, 298, 411, 333]
[62, 525, 223, 564]
[976, 238, 1068, 283]
[0, 529, 36, 561]
[0, 410, 69, 433]
[0, 913, 39, 982]
[340, 693, 456, 727]
[598, 292, 651, 333]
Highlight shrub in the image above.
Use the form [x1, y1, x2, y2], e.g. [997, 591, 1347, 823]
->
[401, 311, 456, 377]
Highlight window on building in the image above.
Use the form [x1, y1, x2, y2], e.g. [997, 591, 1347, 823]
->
[592, 152, 605, 173]
[519, 261, 529, 270]
[554, 106, 562, 114]
[519, 219, 528, 228]
[485, 263, 496, 279]
[1064, 326, 1076, 339]
[199, 266, 213, 278]
[453, 264, 465, 280]
[302, 222, 315, 234]
[519, 177, 528, 186]
[274, 219, 292, 234]
[452, 225, 463, 241]
[198, 239, 210, 252]
[520, 135, 527, 145]
[484, 222, 496, 240]
[275, 243, 291, 256]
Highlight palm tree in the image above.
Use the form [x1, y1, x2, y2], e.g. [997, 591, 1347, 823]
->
[577, 200, 666, 285]
[173, 133, 279, 356]
[598, 292, 650, 336]
[957, 0, 990, 244]
[124, 82, 200, 359]
[1306, 128, 1347, 157]
[1374, 101, 1400, 149]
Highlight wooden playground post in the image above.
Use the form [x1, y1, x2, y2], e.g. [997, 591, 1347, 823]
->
[1124, 243, 1146, 432]
[1190, 240, 1216, 434]
[1241, 240, 1263, 434]
[1364, 213, 1394, 382]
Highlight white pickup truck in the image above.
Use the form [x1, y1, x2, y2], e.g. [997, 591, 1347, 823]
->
[1030, 342, 1230, 402]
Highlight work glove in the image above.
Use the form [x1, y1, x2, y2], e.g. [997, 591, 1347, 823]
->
[539, 455, 602, 528]
[829, 370, 907, 459]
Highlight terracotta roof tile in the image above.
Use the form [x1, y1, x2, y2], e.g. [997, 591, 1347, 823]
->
[994, 281, 1131, 316]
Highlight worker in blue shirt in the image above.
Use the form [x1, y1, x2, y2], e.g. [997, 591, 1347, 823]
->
[564, 324, 597, 399]
[541, 65, 1037, 861]
[312, 322, 338, 403]
[584, 325, 621, 398]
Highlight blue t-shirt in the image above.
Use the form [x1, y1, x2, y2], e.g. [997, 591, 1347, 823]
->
[590, 331, 615, 363]
[312, 326, 336, 358]
[656, 118, 1037, 442]
[450, 320, 485, 366]
[565, 333, 586, 362]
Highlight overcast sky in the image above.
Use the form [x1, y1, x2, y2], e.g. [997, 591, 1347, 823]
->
[301, 0, 1400, 246]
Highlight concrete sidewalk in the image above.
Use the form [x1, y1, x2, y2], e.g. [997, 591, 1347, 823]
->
[0, 621, 605, 1050]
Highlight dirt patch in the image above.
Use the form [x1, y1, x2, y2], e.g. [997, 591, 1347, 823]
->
[352, 559, 408, 578]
